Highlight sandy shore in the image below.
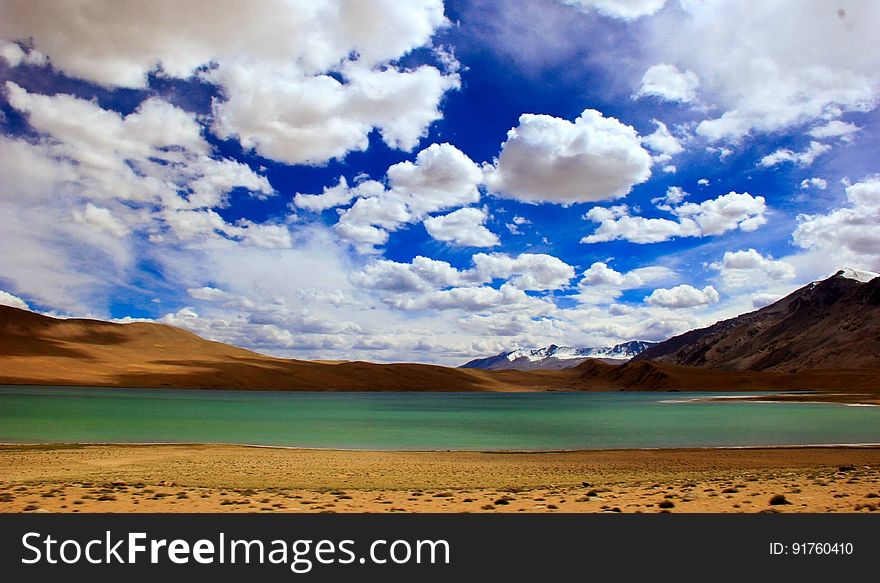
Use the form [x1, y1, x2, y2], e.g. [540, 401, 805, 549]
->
[2, 444, 879, 513]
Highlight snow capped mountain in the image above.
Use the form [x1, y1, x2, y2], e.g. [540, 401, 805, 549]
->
[836, 267, 880, 283]
[461, 341, 657, 371]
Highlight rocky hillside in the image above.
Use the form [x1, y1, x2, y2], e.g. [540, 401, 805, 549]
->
[634, 269, 880, 372]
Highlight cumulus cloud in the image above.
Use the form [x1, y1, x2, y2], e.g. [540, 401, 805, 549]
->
[72, 204, 130, 238]
[209, 62, 459, 165]
[333, 143, 483, 251]
[577, 261, 675, 304]
[0, 0, 457, 165]
[793, 176, 880, 265]
[646, 284, 719, 309]
[295, 177, 366, 213]
[641, 119, 684, 162]
[561, 0, 667, 20]
[800, 177, 828, 190]
[651, 185, 688, 211]
[424, 207, 500, 247]
[485, 109, 652, 204]
[635, 63, 699, 103]
[582, 191, 766, 244]
[808, 120, 860, 141]
[505, 215, 531, 235]
[472, 252, 575, 291]
[709, 249, 796, 289]
[759, 141, 831, 168]
[386, 283, 554, 314]
[354, 252, 575, 294]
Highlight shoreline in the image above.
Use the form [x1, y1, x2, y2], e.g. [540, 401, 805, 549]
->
[4, 383, 880, 406]
[2, 443, 879, 513]
[4, 441, 880, 453]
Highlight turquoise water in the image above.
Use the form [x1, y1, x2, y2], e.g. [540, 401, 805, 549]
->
[1, 386, 879, 451]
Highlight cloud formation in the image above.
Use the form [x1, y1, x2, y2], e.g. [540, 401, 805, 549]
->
[582, 192, 767, 244]
[485, 109, 652, 204]
[635, 64, 699, 103]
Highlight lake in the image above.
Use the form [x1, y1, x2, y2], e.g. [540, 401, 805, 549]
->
[1, 386, 879, 451]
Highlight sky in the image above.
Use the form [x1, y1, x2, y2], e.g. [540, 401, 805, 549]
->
[1, 0, 879, 365]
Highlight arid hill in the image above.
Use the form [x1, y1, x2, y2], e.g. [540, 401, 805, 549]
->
[635, 269, 880, 372]
[1, 304, 878, 395]
[0, 305, 564, 391]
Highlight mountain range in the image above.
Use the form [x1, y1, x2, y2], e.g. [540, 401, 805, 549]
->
[634, 268, 880, 372]
[460, 341, 656, 370]
[1, 268, 878, 394]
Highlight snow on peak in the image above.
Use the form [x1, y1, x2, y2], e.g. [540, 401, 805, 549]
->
[505, 341, 655, 362]
[837, 267, 880, 283]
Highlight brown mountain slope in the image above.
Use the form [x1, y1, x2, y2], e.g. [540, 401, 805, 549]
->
[565, 360, 880, 393]
[0, 305, 566, 391]
[2, 304, 878, 394]
[634, 271, 880, 372]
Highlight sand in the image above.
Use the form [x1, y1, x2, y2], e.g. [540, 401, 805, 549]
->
[2, 444, 879, 513]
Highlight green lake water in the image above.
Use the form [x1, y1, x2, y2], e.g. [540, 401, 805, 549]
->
[1, 386, 879, 451]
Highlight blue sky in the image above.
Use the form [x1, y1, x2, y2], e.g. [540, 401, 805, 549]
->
[1, 0, 879, 364]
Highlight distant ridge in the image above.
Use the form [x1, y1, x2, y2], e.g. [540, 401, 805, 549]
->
[460, 341, 656, 371]
[1, 299, 879, 396]
[634, 268, 880, 372]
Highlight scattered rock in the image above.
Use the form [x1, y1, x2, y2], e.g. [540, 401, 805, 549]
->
[658, 500, 675, 509]
[769, 494, 791, 506]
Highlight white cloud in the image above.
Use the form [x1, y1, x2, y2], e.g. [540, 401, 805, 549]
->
[472, 253, 575, 291]
[793, 176, 880, 265]
[354, 251, 575, 294]
[0, 290, 29, 310]
[709, 249, 796, 289]
[0, 38, 45, 67]
[333, 142, 483, 251]
[641, 119, 684, 162]
[294, 177, 361, 213]
[72, 204, 130, 238]
[505, 214, 532, 235]
[673, 191, 767, 235]
[209, 62, 459, 165]
[354, 256, 472, 292]
[808, 120, 860, 141]
[485, 109, 652, 204]
[651, 185, 687, 211]
[646, 284, 719, 309]
[0, 84, 293, 312]
[424, 207, 500, 247]
[697, 178, 710, 186]
[582, 191, 766, 243]
[800, 177, 828, 190]
[386, 283, 554, 314]
[0, 0, 457, 166]
[562, 0, 667, 20]
[577, 261, 675, 304]
[187, 287, 232, 302]
[643, 2, 880, 142]
[759, 141, 831, 168]
[635, 63, 699, 103]
[751, 292, 782, 309]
